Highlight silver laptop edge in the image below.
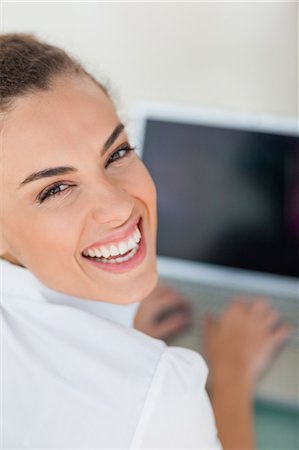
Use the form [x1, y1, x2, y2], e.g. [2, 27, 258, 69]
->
[157, 256, 299, 298]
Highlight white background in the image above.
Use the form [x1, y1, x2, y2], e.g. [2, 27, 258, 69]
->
[1, 1, 298, 121]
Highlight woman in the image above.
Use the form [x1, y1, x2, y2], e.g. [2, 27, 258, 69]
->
[0, 33, 291, 449]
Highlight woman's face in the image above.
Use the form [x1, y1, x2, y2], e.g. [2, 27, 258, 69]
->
[0, 76, 157, 304]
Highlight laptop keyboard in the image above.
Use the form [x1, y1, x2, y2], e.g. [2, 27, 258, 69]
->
[160, 277, 299, 344]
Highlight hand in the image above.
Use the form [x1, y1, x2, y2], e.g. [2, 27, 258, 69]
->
[203, 297, 293, 391]
[133, 281, 194, 341]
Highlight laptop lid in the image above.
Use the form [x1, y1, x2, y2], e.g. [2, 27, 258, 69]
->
[134, 104, 299, 295]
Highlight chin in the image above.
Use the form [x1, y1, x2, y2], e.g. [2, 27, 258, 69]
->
[135, 269, 158, 302]
[109, 268, 158, 305]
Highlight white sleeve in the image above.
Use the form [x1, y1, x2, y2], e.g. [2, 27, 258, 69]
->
[130, 346, 222, 450]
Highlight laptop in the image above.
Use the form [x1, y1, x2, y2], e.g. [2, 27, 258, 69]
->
[133, 103, 299, 408]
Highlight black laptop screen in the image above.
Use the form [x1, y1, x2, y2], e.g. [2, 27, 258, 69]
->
[142, 119, 299, 278]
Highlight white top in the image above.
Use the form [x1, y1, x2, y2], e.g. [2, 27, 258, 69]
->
[0, 258, 222, 449]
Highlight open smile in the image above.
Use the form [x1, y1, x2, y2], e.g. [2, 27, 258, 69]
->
[81, 218, 146, 273]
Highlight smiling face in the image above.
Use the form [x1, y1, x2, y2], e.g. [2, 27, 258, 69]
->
[0, 75, 158, 304]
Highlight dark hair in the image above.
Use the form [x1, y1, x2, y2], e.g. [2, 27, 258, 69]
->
[0, 32, 108, 114]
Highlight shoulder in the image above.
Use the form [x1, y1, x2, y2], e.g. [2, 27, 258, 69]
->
[131, 346, 222, 449]
[142, 345, 209, 410]
[160, 345, 209, 382]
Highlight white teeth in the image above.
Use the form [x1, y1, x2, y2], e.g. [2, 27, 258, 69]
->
[109, 245, 119, 256]
[127, 237, 137, 250]
[100, 246, 110, 258]
[118, 241, 128, 255]
[135, 227, 141, 242]
[116, 246, 138, 263]
[84, 223, 142, 260]
[94, 248, 102, 258]
[100, 246, 138, 264]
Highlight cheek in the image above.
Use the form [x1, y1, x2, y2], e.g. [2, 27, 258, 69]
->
[125, 162, 157, 212]
[35, 213, 81, 254]
[6, 208, 80, 262]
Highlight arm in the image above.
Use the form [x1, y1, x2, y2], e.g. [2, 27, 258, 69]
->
[211, 371, 254, 450]
[203, 298, 292, 450]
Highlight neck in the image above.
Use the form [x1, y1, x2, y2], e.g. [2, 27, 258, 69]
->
[1, 253, 25, 268]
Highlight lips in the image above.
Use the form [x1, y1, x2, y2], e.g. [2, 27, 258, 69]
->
[82, 218, 146, 273]
[82, 217, 141, 254]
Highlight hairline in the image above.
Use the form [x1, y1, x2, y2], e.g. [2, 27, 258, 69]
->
[0, 71, 110, 118]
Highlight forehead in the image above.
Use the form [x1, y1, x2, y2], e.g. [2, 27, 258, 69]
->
[1, 76, 119, 176]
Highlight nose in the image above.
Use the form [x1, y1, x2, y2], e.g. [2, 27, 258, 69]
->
[88, 179, 135, 227]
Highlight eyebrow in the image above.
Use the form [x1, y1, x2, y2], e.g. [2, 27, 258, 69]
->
[18, 122, 125, 188]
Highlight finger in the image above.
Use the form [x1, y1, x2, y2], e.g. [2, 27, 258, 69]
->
[250, 297, 271, 317]
[222, 296, 249, 318]
[154, 314, 193, 340]
[267, 323, 293, 352]
[155, 293, 193, 312]
[203, 313, 218, 336]
[202, 313, 218, 355]
[154, 301, 194, 324]
[263, 308, 280, 329]
[154, 283, 192, 303]
[232, 295, 248, 304]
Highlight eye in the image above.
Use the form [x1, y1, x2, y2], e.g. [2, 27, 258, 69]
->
[37, 145, 135, 204]
[105, 144, 136, 168]
[38, 183, 74, 204]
